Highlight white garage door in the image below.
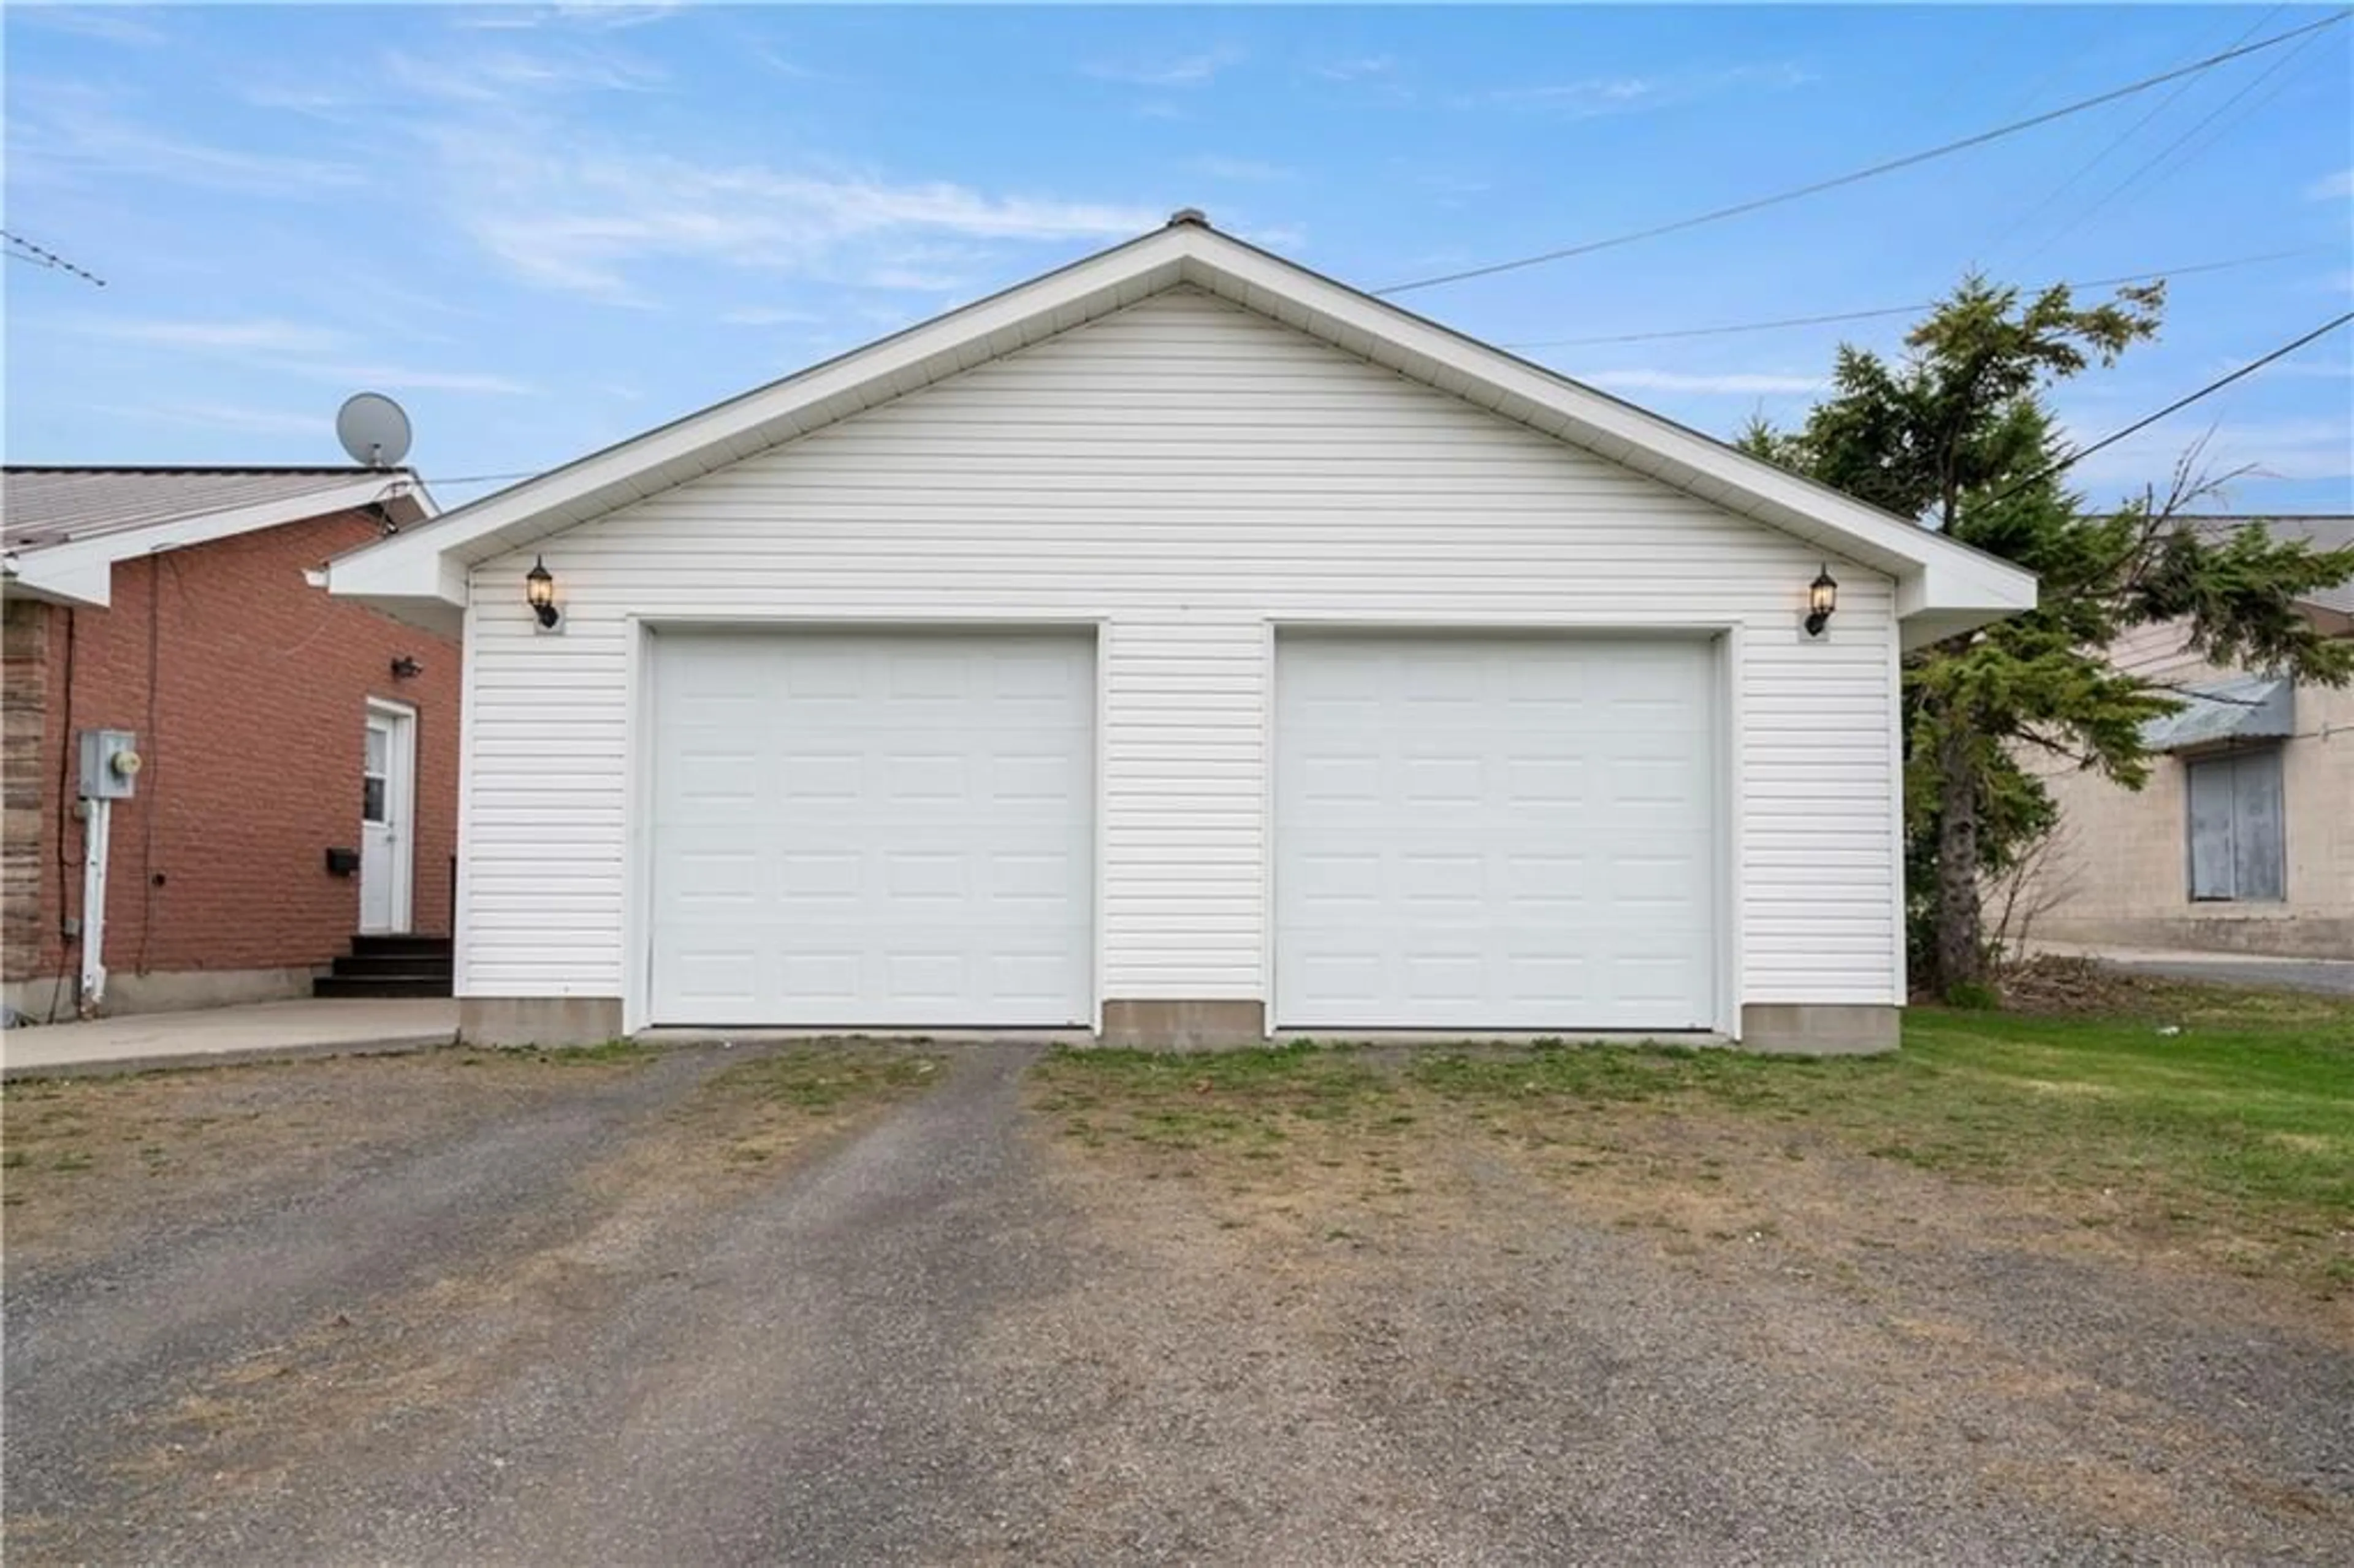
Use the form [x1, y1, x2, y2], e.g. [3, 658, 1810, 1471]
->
[1274, 634, 1719, 1032]
[649, 629, 1094, 1027]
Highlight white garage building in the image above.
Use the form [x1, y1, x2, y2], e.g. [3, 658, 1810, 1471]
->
[331, 215, 2033, 1052]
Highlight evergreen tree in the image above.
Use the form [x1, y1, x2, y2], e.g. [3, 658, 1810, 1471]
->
[1741, 278, 2354, 998]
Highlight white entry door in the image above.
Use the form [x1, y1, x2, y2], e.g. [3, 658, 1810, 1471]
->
[1274, 634, 1720, 1032]
[648, 628, 1096, 1027]
[359, 703, 416, 934]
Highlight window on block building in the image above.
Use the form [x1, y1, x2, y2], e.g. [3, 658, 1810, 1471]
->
[2184, 747, 2285, 902]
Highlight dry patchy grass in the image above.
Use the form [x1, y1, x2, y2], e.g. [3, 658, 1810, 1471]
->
[1032, 991, 2354, 1295]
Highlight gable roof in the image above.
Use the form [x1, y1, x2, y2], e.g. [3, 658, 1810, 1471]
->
[4, 465, 435, 609]
[329, 215, 2035, 649]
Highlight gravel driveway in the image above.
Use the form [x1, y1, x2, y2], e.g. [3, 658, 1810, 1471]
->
[7, 1043, 2350, 1565]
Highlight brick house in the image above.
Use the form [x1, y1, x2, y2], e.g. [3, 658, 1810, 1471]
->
[2022, 517, 2353, 961]
[2, 468, 460, 1021]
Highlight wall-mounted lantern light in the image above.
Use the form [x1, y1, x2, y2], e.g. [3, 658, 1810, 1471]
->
[525, 555, 562, 631]
[389, 654, 422, 680]
[1803, 565, 1838, 637]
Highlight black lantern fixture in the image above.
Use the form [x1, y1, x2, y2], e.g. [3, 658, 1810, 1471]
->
[389, 653, 422, 680]
[525, 555, 560, 630]
[1804, 565, 1838, 637]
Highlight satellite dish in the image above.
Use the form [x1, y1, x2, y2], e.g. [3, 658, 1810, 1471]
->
[336, 392, 413, 468]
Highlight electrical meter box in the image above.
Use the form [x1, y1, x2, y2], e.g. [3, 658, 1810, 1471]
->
[78, 729, 142, 801]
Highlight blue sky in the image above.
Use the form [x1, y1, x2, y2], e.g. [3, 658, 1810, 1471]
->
[6, 2, 2349, 514]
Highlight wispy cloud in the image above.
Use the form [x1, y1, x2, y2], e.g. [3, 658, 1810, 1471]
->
[2211, 356, 2351, 381]
[753, 47, 819, 80]
[1312, 56, 1395, 82]
[2307, 169, 2354, 202]
[1083, 47, 1243, 89]
[72, 318, 530, 394]
[1475, 62, 1813, 118]
[8, 85, 364, 194]
[300, 365, 535, 395]
[1392, 160, 1494, 204]
[863, 268, 972, 293]
[720, 305, 826, 327]
[427, 128, 1159, 301]
[12, 8, 167, 47]
[381, 44, 664, 102]
[1233, 222, 1308, 251]
[108, 402, 329, 438]
[84, 318, 352, 354]
[236, 82, 360, 117]
[451, 4, 681, 32]
[1183, 155, 1295, 183]
[2065, 417, 2354, 487]
[1579, 369, 1828, 395]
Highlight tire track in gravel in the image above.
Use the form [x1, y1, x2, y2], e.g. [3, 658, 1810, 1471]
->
[4, 1045, 748, 1550]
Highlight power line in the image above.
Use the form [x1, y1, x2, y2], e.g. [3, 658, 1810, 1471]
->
[1995, 312, 2354, 501]
[1375, 10, 2352, 295]
[1503, 249, 2320, 350]
[2023, 21, 2336, 265]
[2, 230, 106, 287]
[1980, 6, 2282, 264]
[427, 470, 539, 487]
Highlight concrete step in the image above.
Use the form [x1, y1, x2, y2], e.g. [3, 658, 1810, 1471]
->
[313, 975, 454, 1000]
[349, 934, 454, 961]
[330, 952, 455, 981]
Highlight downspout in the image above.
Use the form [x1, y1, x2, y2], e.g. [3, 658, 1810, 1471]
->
[78, 794, 111, 1015]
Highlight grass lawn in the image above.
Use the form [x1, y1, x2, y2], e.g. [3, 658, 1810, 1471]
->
[1033, 981, 2354, 1290]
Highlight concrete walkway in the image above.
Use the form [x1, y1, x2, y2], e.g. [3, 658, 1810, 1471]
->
[1, 998, 457, 1081]
[2031, 941, 2354, 998]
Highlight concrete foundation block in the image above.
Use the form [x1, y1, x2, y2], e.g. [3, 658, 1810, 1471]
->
[1739, 1002, 1900, 1055]
[3, 965, 319, 1025]
[1099, 998, 1268, 1051]
[460, 996, 626, 1049]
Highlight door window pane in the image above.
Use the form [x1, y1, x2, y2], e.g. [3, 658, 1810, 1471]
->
[364, 721, 390, 824]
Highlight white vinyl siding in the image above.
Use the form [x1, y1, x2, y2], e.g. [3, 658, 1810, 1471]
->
[457, 286, 1902, 1019]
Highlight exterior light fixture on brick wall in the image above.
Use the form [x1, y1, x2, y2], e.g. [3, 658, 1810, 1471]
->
[390, 654, 422, 680]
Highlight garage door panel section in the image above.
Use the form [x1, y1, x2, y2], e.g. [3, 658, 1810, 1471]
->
[1274, 634, 1718, 1031]
[650, 630, 1094, 1026]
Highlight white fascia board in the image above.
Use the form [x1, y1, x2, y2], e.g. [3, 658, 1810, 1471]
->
[9, 474, 421, 609]
[2, 555, 113, 606]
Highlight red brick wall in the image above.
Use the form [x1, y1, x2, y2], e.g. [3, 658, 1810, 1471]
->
[7, 510, 460, 1001]
[2, 599, 51, 981]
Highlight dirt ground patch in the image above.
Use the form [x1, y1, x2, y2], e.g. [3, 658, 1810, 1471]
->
[1994, 954, 2342, 1020]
